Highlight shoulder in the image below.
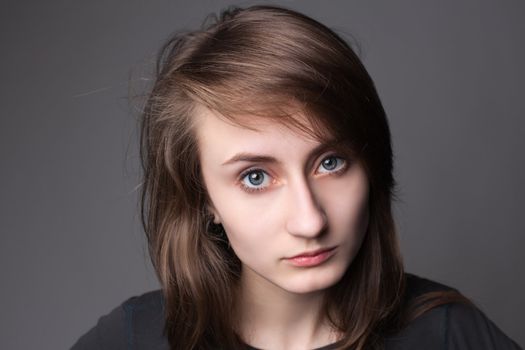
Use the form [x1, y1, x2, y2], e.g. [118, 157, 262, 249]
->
[404, 272, 456, 298]
[71, 290, 168, 350]
[385, 273, 522, 350]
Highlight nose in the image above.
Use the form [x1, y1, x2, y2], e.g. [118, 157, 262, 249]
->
[285, 176, 328, 238]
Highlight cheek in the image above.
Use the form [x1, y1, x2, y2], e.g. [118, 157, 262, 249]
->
[323, 174, 369, 234]
[212, 192, 284, 262]
[221, 220, 276, 269]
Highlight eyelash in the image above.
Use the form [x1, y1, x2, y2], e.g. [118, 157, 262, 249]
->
[237, 154, 349, 194]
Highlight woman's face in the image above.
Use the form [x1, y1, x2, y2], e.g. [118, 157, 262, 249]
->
[196, 106, 369, 295]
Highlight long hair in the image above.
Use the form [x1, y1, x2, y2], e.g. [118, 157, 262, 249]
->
[139, 5, 469, 349]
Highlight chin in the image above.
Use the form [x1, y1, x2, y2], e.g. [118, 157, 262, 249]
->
[281, 265, 348, 295]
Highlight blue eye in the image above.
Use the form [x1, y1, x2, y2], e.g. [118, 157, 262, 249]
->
[238, 156, 346, 193]
[240, 169, 271, 191]
[317, 155, 346, 174]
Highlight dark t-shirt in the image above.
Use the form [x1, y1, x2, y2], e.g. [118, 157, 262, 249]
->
[71, 274, 522, 349]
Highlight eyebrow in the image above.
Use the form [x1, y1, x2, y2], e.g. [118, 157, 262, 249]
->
[221, 140, 342, 166]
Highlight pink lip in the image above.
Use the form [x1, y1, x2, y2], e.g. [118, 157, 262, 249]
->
[285, 247, 337, 267]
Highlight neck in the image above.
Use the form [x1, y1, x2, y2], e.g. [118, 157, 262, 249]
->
[237, 269, 339, 350]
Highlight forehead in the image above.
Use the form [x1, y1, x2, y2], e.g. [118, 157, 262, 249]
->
[192, 103, 367, 185]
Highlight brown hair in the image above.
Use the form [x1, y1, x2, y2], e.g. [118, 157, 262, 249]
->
[139, 5, 470, 349]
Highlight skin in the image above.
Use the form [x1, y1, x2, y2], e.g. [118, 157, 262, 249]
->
[195, 105, 370, 350]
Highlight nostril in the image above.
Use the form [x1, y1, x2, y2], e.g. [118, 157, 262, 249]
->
[286, 202, 328, 238]
[284, 177, 328, 237]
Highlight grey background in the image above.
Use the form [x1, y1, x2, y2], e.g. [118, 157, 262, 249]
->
[1, 1, 523, 349]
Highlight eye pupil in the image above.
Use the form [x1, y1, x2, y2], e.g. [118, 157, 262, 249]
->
[322, 157, 337, 170]
[248, 171, 264, 185]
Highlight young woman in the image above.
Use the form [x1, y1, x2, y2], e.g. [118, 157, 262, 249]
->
[72, 5, 521, 350]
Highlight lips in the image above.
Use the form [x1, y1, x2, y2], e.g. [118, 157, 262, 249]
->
[289, 247, 336, 259]
[285, 246, 337, 267]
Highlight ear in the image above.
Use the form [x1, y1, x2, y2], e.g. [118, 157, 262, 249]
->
[208, 205, 221, 224]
